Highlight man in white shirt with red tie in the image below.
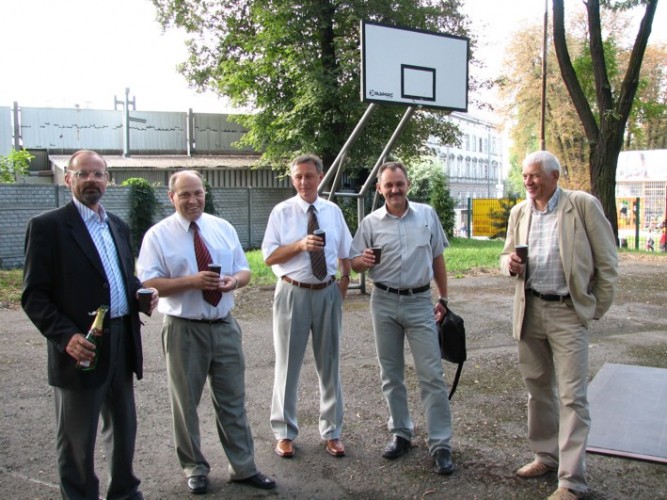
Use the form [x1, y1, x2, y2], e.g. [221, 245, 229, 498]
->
[262, 154, 352, 459]
[137, 170, 275, 495]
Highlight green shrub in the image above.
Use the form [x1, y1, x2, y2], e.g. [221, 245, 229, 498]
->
[121, 178, 159, 256]
[0, 149, 34, 183]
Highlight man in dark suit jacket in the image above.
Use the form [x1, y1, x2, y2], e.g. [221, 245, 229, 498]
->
[22, 150, 156, 500]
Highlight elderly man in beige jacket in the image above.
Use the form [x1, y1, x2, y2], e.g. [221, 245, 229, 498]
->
[500, 151, 618, 500]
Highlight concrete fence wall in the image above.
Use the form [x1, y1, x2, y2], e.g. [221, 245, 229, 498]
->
[0, 184, 294, 269]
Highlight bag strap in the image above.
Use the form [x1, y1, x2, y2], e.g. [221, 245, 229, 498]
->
[448, 361, 464, 400]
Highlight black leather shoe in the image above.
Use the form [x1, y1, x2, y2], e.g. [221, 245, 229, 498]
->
[231, 472, 276, 490]
[187, 475, 208, 494]
[382, 435, 411, 459]
[434, 449, 456, 475]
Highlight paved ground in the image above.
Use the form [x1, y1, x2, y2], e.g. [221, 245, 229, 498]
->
[1, 255, 666, 499]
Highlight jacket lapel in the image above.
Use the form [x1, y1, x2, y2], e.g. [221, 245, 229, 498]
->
[64, 201, 107, 280]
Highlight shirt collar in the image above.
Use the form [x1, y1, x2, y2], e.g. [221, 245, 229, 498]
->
[296, 195, 323, 213]
[531, 187, 561, 214]
[379, 199, 412, 219]
[73, 197, 107, 223]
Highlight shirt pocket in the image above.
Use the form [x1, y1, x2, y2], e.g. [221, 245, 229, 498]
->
[406, 225, 432, 248]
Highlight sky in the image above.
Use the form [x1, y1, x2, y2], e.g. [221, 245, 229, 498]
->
[0, 0, 664, 114]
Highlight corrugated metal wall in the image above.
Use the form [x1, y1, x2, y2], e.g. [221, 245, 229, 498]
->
[0, 106, 13, 156]
[14, 106, 253, 155]
[193, 113, 248, 153]
[21, 107, 122, 152]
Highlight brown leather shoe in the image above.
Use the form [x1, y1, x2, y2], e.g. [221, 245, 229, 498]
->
[324, 438, 345, 457]
[275, 439, 294, 458]
[516, 460, 557, 478]
[547, 487, 585, 499]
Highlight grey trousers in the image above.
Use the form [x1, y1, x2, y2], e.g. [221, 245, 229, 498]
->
[370, 288, 453, 455]
[270, 279, 344, 441]
[162, 314, 257, 481]
[54, 318, 141, 500]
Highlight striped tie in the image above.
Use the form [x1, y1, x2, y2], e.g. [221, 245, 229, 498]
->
[307, 205, 327, 280]
[191, 222, 222, 306]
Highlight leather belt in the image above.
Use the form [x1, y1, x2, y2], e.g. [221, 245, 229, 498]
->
[528, 289, 570, 302]
[374, 282, 431, 295]
[188, 317, 228, 325]
[110, 315, 129, 325]
[281, 275, 335, 290]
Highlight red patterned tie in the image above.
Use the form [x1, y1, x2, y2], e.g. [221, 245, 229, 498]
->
[191, 222, 222, 306]
[307, 205, 328, 280]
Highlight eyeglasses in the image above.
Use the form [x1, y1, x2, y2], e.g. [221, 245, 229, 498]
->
[70, 170, 108, 180]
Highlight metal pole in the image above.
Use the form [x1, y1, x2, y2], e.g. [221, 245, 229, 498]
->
[540, 0, 548, 150]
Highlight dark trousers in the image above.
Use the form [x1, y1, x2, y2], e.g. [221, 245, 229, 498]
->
[53, 318, 141, 500]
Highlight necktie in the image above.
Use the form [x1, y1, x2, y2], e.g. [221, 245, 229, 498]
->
[191, 221, 222, 306]
[307, 205, 328, 280]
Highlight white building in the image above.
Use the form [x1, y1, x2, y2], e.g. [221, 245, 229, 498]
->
[427, 111, 506, 231]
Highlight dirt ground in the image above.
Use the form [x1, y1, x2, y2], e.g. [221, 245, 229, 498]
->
[1, 254, 666, 499]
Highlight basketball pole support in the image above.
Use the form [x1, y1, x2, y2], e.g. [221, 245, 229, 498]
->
[320, 104, 417, 294]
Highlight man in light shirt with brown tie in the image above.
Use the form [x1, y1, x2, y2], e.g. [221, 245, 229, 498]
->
[137, 170, 275, 495]
[262, 154, 352, 459]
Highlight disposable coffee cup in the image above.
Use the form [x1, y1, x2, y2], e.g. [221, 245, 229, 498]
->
[370, 246, 382, 265]
[138, 288, 153, 315]
[208, 263, 221, 275]
[515, 245, 528, 264]
[313, 229, 326, 247]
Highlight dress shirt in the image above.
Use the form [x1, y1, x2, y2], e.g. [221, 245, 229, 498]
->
[262, 195, 352, 283]
[73, 198, 129, 318]
[137, 212, 249, 320]
[350, 201, 448, 288]
[526, 188, 569, 295]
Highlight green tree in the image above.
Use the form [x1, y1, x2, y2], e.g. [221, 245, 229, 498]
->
[0, 149, 34, 183]
[121, 178, 159, 256]
[552, 0, 659, 238]
[488, 194, 520, 239]
[151, 0, 469, 174]
[406, 159, 455, 237]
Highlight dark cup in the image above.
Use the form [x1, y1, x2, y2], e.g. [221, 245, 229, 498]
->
[314, 229, 326, 247]
[370, 246, 382, 265]
[208, 263, 221, 275]
[138, 288, 153, 315]
[515, 244, 528, 264]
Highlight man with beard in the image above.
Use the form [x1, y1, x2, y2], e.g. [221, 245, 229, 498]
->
[350, 161, 456, 475]
[22, 149, 157, 499]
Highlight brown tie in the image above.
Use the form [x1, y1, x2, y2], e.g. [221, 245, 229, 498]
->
[307, 205, 328, 280]
[191, 221, 222, 306]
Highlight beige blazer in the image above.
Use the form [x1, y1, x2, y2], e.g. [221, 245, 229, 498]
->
[500, 189, 618, 340]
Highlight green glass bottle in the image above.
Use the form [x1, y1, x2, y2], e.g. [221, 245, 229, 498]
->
[76, 305, 109, 371]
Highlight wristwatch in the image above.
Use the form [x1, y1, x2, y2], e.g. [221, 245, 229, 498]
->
[438, 297, 449, 307]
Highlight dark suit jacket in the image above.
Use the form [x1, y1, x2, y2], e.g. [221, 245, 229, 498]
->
[22, 201, 143, 389]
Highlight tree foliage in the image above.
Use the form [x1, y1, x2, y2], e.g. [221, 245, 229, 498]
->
[151, 0, 470, 174]
[406, 159, 456, 237]
[121, 178, 159, 256]
[551, 0, 659, 239]
[0, 149, 34, 183]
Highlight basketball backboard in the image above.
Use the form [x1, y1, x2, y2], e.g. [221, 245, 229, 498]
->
[361, 21, 468, 111]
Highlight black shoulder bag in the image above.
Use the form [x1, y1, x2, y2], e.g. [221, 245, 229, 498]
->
[437, 307, 467, 400]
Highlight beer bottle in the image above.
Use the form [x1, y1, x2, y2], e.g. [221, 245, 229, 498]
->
[76, 305, 109, 371]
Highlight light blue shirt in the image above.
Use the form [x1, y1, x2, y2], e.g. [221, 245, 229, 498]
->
[73, 198, 129, 318]
[351, 201, 448, 289]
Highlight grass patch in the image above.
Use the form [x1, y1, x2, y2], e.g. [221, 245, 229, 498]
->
[0, 269, 22, 308]
[445, 237, 504, 274]
[1, 239, 504, 308]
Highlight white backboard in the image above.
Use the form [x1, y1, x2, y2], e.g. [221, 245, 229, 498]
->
[361, 21, 469, 111]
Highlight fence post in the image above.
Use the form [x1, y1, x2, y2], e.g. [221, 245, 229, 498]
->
[634, 197, 640, 250]
[467, 197, 472, 238]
